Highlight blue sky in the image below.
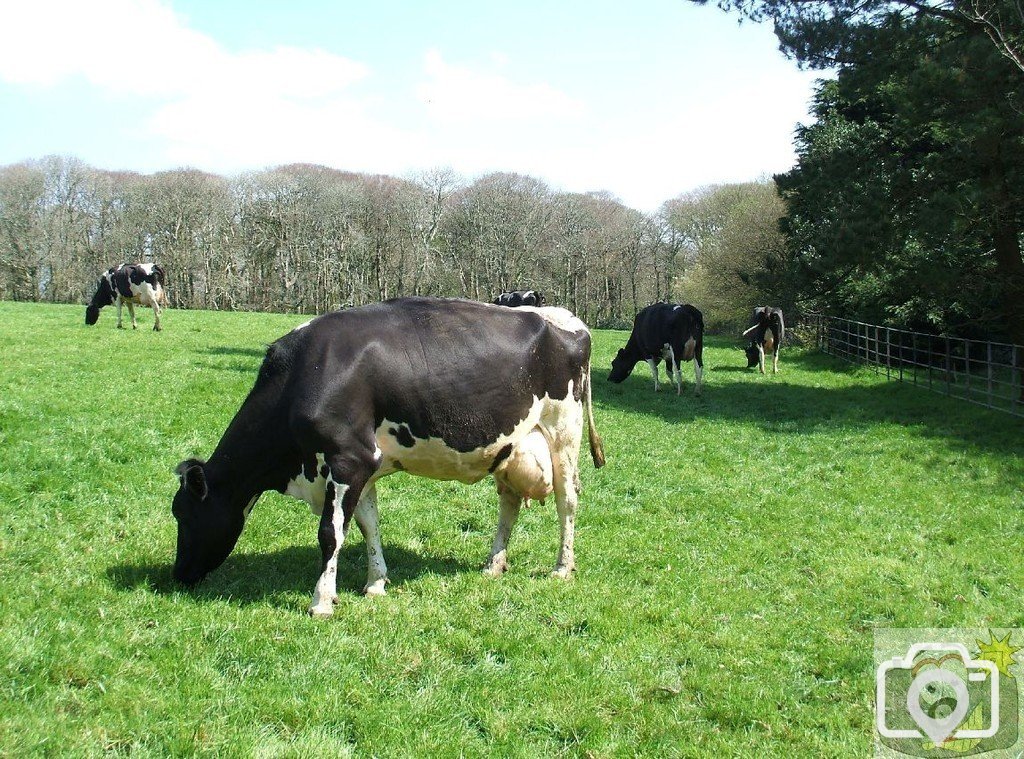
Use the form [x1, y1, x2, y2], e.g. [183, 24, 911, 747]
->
[0, 0, 824, 211]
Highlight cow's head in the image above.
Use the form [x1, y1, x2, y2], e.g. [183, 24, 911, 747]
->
[745, 345, 760, 367]
[171, 458, 245, 585]
[85, 274, 115, 325]
[608, 348, 634, 383]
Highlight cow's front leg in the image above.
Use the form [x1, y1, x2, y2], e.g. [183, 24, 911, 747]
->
[484, 485, 521, 577]
[126, 301, 137, 329]
[309, 479, 349, 618]
[664, 344, 681, 395]
[354, 485, 388, 596]
[647, 358, 660, 392]
[152, 299, 162, 332]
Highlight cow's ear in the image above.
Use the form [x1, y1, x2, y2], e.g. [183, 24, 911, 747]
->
[175, 458, 208, 501]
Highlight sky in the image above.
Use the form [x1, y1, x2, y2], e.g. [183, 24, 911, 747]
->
[0, 0, 825, 212]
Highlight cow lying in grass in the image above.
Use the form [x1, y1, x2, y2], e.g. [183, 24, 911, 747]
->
[608, 302, 704, 396]
[85, 263, 166, 331]
[171, 298, 605, 617]
[743, 306, 784, 373]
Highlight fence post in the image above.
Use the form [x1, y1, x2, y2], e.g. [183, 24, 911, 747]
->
[963, 338, 970, 400]
[987, 341, 993, 409]
[886, 328, 891, 380]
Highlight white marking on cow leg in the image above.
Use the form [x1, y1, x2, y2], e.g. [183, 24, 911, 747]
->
[309, 481, 350, 618]
[758, 344, 766, 374]
[647, 358, 660, 392]
[354, 486, 388, 596]
[664, 344, 680, 395]
[152, 295, 162, 332]
[484, 486, 522, 577]
[694, 361, 703, 396]
[116, 298, 125, 328]
[772, 350, 779, 374]
[548, 429, 581, 580]
[126, 300, 137, 329]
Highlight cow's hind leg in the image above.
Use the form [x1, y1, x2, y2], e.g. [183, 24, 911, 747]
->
[549, 420, 583, 580]
[152, 295, 162, 332]
[484, 485, 522, 577]
[354, 485, 388, 596]
[757, 343, 766, 374]
[126, 301, 137, 329]
[116, 298, 125, 329]
[772, 347, 780, 374]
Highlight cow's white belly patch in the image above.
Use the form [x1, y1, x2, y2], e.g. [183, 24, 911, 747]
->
[374, 381, 579, 487]
[286, 452, 330, 515]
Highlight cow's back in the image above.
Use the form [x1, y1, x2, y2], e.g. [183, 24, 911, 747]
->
[274, 298, 591, 456]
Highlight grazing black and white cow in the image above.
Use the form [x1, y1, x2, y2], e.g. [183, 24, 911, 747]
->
[607, 302, 704, 396]
[743, 306, 785, 374]
[494, 290, 544, 307]
[85, 263, 166, 331]
[171, 297, 605, 617]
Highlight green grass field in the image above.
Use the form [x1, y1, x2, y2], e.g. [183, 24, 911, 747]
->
[1, 301, 1022, 757]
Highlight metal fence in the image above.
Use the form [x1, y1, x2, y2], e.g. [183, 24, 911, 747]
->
[806, 313, 1024, 418]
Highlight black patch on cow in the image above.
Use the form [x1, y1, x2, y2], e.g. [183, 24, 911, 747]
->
[389, 425, 416, 448]
[318, 481, 337, 569]
[319, 464, 329, 478]
[301, 452, 319, 483]
[488, 443, 514, 473]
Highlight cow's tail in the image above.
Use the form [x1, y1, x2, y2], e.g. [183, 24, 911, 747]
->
[152, 264, 166, 288]
[583, 364, 605, 468]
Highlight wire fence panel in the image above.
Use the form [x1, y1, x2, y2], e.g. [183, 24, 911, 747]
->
[806, 313, 1024, 418]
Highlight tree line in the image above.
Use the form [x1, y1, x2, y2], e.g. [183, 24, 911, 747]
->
[694, 0, 1024, 345]
[3, 156, 777, 330]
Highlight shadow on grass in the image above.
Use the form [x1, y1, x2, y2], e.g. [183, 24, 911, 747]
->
[107, 542, 474, 608]
[595, 347, 1024, 459]
[200, 346, 267, 358]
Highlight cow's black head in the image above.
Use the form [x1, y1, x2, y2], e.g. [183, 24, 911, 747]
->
[171, 458, 245, 586]
[745, 344, 760, 367]
[608, 348, 634, 383]
[85, 304, 100, 325]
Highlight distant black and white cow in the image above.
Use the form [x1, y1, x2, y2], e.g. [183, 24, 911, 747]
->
[743, 306, 785, 373]
[607, 302, 704, 396]
[171, 297, 605, 617]
[85, 263, 166, 331]
[494, 290, 544, 307]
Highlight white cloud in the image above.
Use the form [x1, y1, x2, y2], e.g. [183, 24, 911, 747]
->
[417, 49, 584, 124]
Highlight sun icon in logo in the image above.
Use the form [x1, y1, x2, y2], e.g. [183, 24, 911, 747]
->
[976, 631, 1021, 679]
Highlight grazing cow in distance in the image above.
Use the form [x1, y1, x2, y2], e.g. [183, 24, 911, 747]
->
[171, 297, 605, 617]
[85, 263, 166, 331]
[608, 302, 704, 396]
[494, 290, 544, 307]
[743, 306, 785, 373]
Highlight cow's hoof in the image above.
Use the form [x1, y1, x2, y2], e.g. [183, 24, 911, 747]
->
[363, 578, 388, 596]
[308, 603, 335, 618]
[550, 565, 574, 580]
[482, 560, 508, 578]
[117, 324, 125, 329]
[154, 325, 162, 332]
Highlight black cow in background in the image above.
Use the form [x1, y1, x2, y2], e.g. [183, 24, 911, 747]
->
[608, 302, 704, 396]
[86, 263, 166, 331]
[743, 306, 784, 373]
[494, 290, 544, 307]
